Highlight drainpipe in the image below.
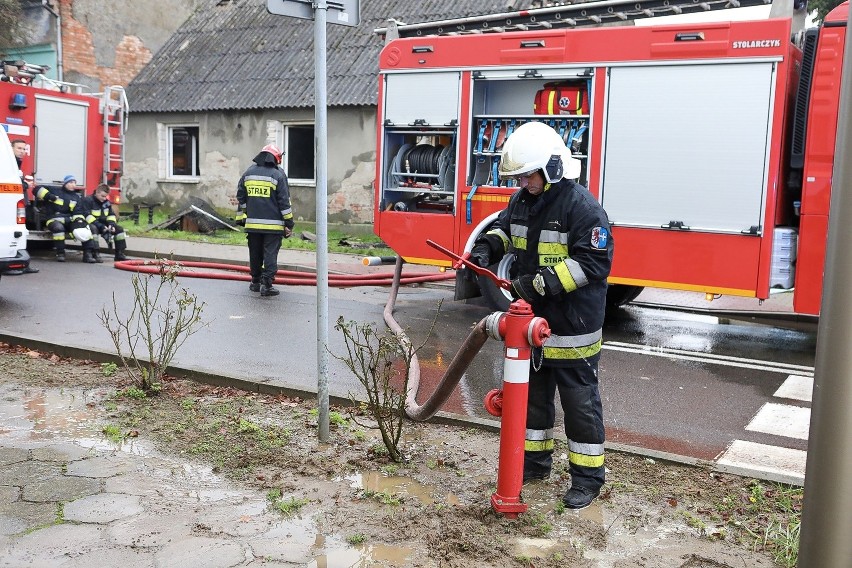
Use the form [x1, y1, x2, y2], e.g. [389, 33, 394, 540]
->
[42, 0, 63, 82]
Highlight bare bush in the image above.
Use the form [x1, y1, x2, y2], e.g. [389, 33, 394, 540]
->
[99, 260, 207, 393]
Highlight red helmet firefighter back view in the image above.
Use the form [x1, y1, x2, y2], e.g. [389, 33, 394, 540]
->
[261, 144, 283, 164]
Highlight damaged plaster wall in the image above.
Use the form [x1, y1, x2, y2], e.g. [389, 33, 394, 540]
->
[61, 0, 206, 89]
[125, 106, 377, 223]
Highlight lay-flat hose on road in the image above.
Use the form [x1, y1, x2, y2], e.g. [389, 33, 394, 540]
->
[114, 258, 455, 287]
[383, 257, 491, 421]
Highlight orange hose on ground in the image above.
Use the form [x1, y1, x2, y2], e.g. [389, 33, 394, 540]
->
[113, 258, 454, 287]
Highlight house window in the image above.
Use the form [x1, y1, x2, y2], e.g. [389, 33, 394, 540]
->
[166, 126, 200, 178]
[277, 124, 315, 183]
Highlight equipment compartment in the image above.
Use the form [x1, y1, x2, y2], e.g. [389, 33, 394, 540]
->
[468, 71, 593, 188]
[380, 128, 456, 214]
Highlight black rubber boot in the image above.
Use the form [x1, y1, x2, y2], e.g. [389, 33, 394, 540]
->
[82, 250, 97, 264]
[114, 240, 128, 261]
[260, 277, 279, 297]
[92, 250, 104, 263]
[249, 279, 261, 293]
[563, 485, 600, 510]
[55, 243, 66, 262]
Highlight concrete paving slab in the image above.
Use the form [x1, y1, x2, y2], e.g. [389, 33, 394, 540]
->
[65, 454, 138, 478]
[63, 493, 144, 523]
[0, 447, 28, 467]
[31, 443, 94, 463]
[56, 547, 156, 568]
[107, 513, 195, 548]
[153, 536, 246, 568]
[2, 460, 61, 486]
[0, 524, 108, 566]
[21, 475, 100, 503]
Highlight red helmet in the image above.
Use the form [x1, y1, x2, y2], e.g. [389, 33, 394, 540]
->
[261, 144, 283, 164]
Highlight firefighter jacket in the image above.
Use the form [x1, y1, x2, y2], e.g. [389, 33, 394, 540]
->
[36, 185, 87, 225]
[235, 153, 294, 235]
[82, 195, 117, 233]
[484, 179, 613, 368]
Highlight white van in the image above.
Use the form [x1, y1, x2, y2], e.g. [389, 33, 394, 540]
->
[0, 128, 30, 279]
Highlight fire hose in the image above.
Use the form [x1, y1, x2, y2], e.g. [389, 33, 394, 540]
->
[113, 258, 454, 287]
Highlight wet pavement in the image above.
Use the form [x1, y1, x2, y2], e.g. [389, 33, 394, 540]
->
[0, 384, 421, 568]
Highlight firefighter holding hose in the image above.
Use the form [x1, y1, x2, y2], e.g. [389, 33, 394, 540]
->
[235, 144, 295, 297]
[468, 121, 613, 510]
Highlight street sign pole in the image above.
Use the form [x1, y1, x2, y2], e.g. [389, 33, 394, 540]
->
[798, 5, 852, 566]
[267, 0, 358, 442]
[314, 0, 330, 443]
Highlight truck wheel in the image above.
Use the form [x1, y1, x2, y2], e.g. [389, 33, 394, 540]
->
[477, 254, 515, 311]
[606, 284, 644, 310]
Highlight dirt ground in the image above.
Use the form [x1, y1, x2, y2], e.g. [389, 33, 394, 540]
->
[0, 342, 796, 568]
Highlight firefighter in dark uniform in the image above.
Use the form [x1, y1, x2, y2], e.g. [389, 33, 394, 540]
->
[235, 144, 294, 297]
[83, 183, 129, 262]
[36, 175, 97, 263]
[468, 121, 613, 510]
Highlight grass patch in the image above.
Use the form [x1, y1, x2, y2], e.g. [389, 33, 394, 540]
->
[266, 489, 309, 516]
[100, 362, 118, 377]
[124, 210, 390, 255]
[102, 424, 126, 443]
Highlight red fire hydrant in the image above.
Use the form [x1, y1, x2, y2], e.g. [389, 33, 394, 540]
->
[484, 299, 550, 519]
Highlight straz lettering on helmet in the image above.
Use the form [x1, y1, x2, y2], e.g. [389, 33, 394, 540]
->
[590, 227, 609, 250]
[732, 39, 782, 49]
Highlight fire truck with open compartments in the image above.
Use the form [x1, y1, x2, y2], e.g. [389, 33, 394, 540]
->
[372, 0, 848, 316]
[0, 60, 128, 241]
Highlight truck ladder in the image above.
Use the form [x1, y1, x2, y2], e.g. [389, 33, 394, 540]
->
[376, 0, 774, 38]
[101, 85, 129, 203]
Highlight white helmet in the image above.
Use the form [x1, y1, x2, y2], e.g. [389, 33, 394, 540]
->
[498, 121, 581, 183]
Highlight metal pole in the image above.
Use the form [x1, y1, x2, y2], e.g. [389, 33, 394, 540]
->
[314, 0, 330, 442]
[798, 7, 852, 566]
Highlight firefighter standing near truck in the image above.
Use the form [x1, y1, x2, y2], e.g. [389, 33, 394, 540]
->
[36, 175, 98, 263]
[234, 144, 294, 297]
[83, 183, 129, 262]
[468, 121, 613, 510]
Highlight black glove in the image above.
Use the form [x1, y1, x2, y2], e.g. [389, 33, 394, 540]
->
[511, 274, 542, 302]
[512, 268, 562, 302]
[469, 243, 492, 267]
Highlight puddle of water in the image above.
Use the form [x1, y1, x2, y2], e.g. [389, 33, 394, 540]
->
[0, 384, 105, 440]
[309, 534, 413, 568]
[339, 470, 459, 506]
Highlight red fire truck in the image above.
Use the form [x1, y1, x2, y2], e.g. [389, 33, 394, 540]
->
[0, 61, 127, 239]
[372, 0, 848, 316]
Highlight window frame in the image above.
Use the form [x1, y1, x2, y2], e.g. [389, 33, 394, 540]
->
[158, 123, 201, 182]
[273, 122, 315, 186]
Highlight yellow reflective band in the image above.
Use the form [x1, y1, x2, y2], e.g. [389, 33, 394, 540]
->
[245, 223, 285, 232]
[538, 242, 567, 256]
[512, 236, 528, 251]
[554, 262, 579, 292]
[524, 439, 555, 452]
[543, 339, 602, 360]
[570, 451, 605, 469]
[52, 234, 65, 241]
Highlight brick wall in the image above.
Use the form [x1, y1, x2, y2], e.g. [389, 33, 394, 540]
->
[58, 0, 153, 89]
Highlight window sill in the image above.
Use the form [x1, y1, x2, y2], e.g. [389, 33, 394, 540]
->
[158, 177, 201, 184]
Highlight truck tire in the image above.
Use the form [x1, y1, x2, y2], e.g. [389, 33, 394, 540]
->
[606, 284, 644, 310]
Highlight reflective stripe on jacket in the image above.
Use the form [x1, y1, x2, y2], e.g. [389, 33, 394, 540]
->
[235, 162, 294, 234]
[488, 179, 613, 367]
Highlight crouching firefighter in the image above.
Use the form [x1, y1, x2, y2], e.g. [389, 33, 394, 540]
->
[467, 121, 614, 510]
[83, 183, 128, 262]
[235, 144, 295, 297]
[36, 175, 98, 263]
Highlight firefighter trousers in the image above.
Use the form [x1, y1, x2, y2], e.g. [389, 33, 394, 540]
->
[525, 363, 606, 491]
[246, 232, 283, 282]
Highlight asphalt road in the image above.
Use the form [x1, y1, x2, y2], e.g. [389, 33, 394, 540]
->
[0, 251, 818, 485]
